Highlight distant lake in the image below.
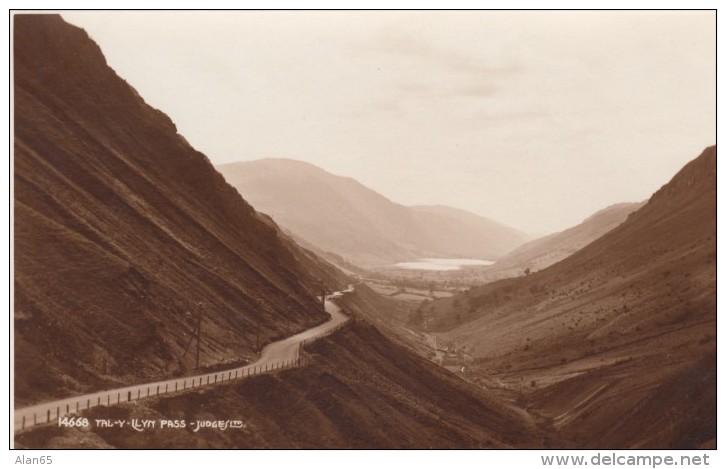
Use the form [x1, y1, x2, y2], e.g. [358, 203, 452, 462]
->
[392, 258, 495, 271]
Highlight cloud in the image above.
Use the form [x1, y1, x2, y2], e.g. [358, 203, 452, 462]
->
[341, 80, 501, 120]
[369, 98, 406, 114]
[473, 110, 547, 122]
[366, 29, 520, 77]
[395, 82, 432, 95]
[449, 83, 498, 98]
[339, 97, 407, 120]
[392, 80, 498, 102]
[341, 30, 524, 119]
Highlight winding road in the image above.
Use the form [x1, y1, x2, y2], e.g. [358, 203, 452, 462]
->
[14, 286, 353, 432]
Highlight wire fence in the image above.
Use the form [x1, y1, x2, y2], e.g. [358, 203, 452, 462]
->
[297, 318, 350, 358]
[16, 290, 355, 433]
[16, 356, 303, 432]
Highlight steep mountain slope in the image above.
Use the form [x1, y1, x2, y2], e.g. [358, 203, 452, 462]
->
[16, 320, 548, 449]
[410, 205, 532, 260]
[486, 201, 645, 278]
[420, 146, 716, 448]
[217, 159, 530, 267]
[13, 14, 347, 407]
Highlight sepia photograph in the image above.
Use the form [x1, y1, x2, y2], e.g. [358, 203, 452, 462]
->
[10, 8, 716, 454]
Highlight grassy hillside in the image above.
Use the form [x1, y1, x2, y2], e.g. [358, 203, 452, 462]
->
[418, 147, 716, 448]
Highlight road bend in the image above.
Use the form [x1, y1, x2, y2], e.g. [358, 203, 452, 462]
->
[14, 285, 354, 433]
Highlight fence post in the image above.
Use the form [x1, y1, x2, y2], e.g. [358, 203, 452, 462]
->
[87, 399, 90, 409]
[57, 406, 60, 418]
[166, 384, 168, 393]
[22, 416, 25, 429]
[47, 409, 50, 422]
[76, 402, 79, 412]
[175, 383, 178, 391]
[157, 385, 159, 395]
[34, 413, 36, 425]
[235, 370, 238, 379]
[128, 391, 132, 401]
[183, 380, 186, 390]
[137, 390, 140, 399]
[147, 387, 149, 396]
[207, 376, 210, 384]
[97, 397, 100, 406]
[117, 392, 120, 403]
[108, 395, 110, 405]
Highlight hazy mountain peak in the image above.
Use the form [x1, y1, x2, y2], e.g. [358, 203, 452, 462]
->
[218, 159, 530, 267]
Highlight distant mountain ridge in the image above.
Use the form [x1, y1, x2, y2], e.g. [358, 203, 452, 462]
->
[217, 158, 531, 268]
[486, 201, 645, 278]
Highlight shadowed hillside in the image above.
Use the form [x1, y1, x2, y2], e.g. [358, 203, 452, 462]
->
[16, 321, 548, 449]
[13, 14, 347, 406]
[217, 159, 530, 268]
[420, 146, 716, 448]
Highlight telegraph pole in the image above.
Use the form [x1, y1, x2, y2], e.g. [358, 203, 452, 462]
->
[195, 302, 202, 370]
[182, 302, 203, 370]
[256, 315, 260, 353]
[255, 298, 262, 353]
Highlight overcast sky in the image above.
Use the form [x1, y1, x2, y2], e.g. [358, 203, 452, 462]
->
[62, 11, 715, 235]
